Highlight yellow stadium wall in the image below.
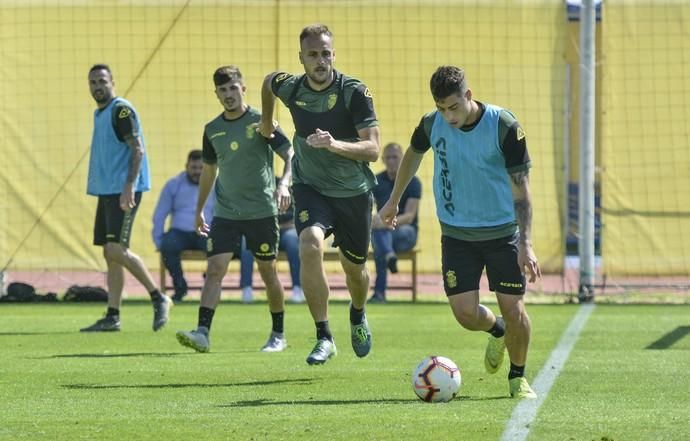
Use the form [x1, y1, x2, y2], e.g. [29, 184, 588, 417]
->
[1, 1, 566, 275]
[601, 1, 690, 276]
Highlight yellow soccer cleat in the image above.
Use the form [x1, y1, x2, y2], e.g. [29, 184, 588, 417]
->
[484, 334, 506, 374]
[509, 377, 537, 399]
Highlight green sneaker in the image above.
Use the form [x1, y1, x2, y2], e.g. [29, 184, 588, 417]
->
[176, 329, 210, 353]
[350, 316, 372, 358]
[80, 315, 120, 332]
[306, 338, 337, 365]
[152, 295, 172, 331]
[484, 334, 506, 374]
[509, 377, 537, 399]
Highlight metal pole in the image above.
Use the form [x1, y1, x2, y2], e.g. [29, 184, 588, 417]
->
[578, 0, 596, 302]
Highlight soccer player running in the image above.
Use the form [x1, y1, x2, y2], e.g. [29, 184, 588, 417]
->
[379, 66, 542, 399]
[81, 64, 171, 333]
[259, 24, 380, 365]
[176, 66, 293, 353]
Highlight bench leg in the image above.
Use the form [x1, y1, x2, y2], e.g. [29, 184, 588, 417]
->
[159, 255, 167, 295]
[412, 255, 417, 302]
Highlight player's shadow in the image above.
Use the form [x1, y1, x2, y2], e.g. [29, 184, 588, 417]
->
[220, 398, 417, 408]
[0, 332, 75, 336]
[222, 394, 509, 408]
[45, 352, 185, 359]
[63, 378, 314, 390]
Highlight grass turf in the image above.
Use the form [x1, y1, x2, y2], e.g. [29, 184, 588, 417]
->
[0, 301, 687, 440]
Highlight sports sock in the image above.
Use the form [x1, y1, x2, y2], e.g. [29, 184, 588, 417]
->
[487, 316, 505, 338]
[149, 289, 163, 302]
[315, 321, 333, 341]
[271, 311, 285, 334]
[198, 306, 215, 331]
[349, 304, 365, 325]
[106, 307, 120, 318]
[508, 362, 525, 380]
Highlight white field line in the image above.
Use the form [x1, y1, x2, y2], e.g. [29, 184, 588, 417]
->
[500, 303, 596, 441]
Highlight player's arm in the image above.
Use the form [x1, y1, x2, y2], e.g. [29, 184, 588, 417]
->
[308, 126, 380, 162]
[197, 132, 218, 236]
[259, 72, 281, 138]
[501, 111, 540, 281]
[379, 148, 424, 228]
[270, 128, 294, 213]
[113, 104, 144, 210]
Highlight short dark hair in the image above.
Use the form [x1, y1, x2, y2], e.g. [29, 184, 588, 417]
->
[89, 64, 112, 77]
[187, 149, 203, 162]
[430, 66, 468, 102]
[299, 23, 333, 45]
[213, 65, 243, 86]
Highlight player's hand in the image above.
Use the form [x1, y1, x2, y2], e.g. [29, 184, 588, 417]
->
[196, 213, 210, 237]
[372, 213, 393, 230]
[253, 120, 277, 139]
[274, 183, 291, 214]
[306, 128, 334, 149]
[518, 241, 541, 283]
[378, 200, 399, 229]
[120, 183, 136, 211]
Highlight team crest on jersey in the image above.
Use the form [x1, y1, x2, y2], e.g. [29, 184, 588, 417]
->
[230, 141, 239, 151]
[245, 125, 255, 139]
[118, 107, 131, 119]
[517, 127, 526, 141]
[445, 270, 457, 288]
[260, 243, 270, 252]
[207, 238, 213, 253]
[327, 93, 337, 110]
[298, 210, 309, 223]
[275, 72, 290, 83]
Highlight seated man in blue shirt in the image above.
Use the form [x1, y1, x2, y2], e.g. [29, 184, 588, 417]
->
[152, 149, 214, 303]
[240, 177, 303, 304]
[369, 142, 421, 303]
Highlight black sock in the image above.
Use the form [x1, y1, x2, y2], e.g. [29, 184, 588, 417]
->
[198, 307, 215, 331]
[315, 321, 333, 341]
[349, 304, 365, 325]
[149, 289, 163, 302]
[508, 362, 525, 380]
[271, 311, 285, 334]
[106, 307, 120, 318]
[487, 316, 505, 338]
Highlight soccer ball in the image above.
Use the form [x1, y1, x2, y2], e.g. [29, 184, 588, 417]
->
[412, 355, 462, 403]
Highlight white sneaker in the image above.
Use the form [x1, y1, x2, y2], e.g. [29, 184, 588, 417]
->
[287, 286, 305, 304]
[241, 286, 253, 304]
[261, 331, 287, 352]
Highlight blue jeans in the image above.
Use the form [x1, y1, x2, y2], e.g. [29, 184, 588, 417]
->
[371, 225, 417, 295]
[160, 228, 208, 297]
[240, 227, 301, 288]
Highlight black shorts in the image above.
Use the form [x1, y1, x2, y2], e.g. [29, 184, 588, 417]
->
[207, 216, 278, 260]
[292, 183, 372, 264]
[93, 193, 142, 247]
[441, 232, 526, 296]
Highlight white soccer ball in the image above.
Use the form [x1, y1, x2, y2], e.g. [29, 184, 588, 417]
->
[412, 355, 462, 402]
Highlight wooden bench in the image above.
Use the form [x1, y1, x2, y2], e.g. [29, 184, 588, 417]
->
[160, 248, 419, 301]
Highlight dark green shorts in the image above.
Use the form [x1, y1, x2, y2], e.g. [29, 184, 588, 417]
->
[207, 216, 278, 260]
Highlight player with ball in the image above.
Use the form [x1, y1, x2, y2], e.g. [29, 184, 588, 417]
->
[380, 66, 541, 399]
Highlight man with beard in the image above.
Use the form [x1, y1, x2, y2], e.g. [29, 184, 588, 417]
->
[259, 24, 380, 365]
[81, 63, 172, 332]
[152, 149, 215, 303]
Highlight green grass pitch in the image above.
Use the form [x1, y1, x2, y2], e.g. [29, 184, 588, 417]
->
[1, 301, 688, 440]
